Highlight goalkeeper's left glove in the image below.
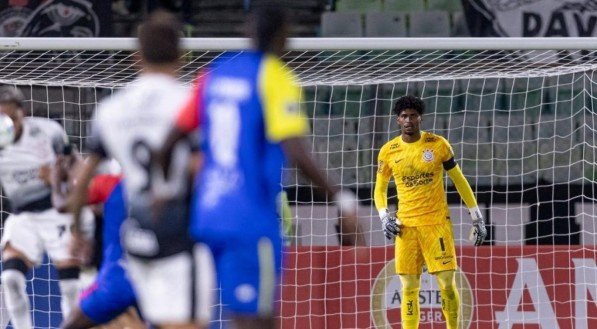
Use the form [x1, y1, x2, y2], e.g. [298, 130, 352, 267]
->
[468, 206, 487, 246]
[379, 208, 401, 241]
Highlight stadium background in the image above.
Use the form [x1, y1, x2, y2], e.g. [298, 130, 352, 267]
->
[0, 0, 596, 328]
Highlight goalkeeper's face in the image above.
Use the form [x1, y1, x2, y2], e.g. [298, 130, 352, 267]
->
[397, 108, 421, 136]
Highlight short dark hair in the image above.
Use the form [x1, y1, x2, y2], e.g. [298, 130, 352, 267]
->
[393, 95, 425, 116]
[249, 3, 288, 52]
[138, 10, 181, 64]
[0, 86, 24, 108]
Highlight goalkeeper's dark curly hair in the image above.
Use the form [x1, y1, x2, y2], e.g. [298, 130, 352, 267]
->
[393, 95, 425, 116]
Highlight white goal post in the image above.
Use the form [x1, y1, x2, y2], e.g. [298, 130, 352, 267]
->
[0, 37, 595, 329]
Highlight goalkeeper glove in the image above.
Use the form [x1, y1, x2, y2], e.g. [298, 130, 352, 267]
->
[468, 206, 487, 246]
[379, 208, 401, 240]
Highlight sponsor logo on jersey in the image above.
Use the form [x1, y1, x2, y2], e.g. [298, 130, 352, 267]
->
[401, 172, 433, 187]
[370, 259, 474, 328]
[12, 168, 39, 184]
[389, 143, 399, 150]
[425, 136, 436, 143]
[422, 149, 434, 162]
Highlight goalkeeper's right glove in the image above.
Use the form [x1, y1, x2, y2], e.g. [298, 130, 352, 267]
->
[379, 208, 401, 240]
[468, 206, 487, 246]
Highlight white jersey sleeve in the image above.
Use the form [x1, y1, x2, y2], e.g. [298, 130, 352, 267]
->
[0, 118, 68, 212]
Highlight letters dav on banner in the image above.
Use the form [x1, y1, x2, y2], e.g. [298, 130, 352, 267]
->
[0, 0, 111, 37]
[463, 0, 597, 37]
[280, 246, 597, 328]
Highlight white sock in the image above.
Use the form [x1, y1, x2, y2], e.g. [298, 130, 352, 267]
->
[1, 270, 32, 329]
[58, 279, 79, 320]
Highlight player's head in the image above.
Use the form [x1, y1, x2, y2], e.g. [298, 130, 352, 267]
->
[137, 10, 181, 69]
[0, 86, 25, 136]
[394, 95, 424, 136]
[248, 3, 289, 56]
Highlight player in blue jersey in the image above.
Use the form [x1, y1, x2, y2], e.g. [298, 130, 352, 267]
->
[159, 4, 365, 329]
[61, 174, 139, 329]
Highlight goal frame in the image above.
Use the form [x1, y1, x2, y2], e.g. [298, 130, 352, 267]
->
[0, 37, 596, 51]
[0, 36, 595, 329]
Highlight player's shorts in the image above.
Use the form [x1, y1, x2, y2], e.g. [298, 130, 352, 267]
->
[395, 220, 457, 275]
[79, 261, 136, 325]
[126, 244, 215, 325]
[200, 228, 283, 316]
[0, 208, 94, 265]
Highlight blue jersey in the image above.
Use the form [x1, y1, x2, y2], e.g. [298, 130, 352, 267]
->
[102, 182, 125, 264]
[81, 179, 136, 325]
[175, 51, 309, 239]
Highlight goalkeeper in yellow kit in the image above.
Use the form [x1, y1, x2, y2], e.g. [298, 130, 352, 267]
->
[374, 95, 487, 329]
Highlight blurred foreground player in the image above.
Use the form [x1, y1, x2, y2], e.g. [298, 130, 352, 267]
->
[374, 95, 487, 329]
[159, 4, 366, 329]
[68, 11, 212, 329]
[62, 173, 141, 329]
[0, 87, 92, 329]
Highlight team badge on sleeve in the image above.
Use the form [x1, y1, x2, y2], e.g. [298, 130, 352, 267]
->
[422, 149, 434, 162]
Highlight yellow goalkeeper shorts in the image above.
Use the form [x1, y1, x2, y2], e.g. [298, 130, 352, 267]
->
[394, 221, 457, 275]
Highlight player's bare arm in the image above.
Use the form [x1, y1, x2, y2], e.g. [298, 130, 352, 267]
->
[53, 148, 83, 213]
[68, 154, 101, 263]
[281, 137, 366, 246]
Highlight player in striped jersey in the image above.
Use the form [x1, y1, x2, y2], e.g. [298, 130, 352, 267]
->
[0, 87, 93, 329]
[374, 95, 487, 329]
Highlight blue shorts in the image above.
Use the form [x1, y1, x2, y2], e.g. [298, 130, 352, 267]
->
[79, 261, 137, 324]
[201, 229, 282, 315]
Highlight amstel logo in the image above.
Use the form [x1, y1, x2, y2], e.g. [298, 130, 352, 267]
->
[370, 259, 474, 328]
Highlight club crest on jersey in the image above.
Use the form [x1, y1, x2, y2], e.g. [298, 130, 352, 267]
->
[422, 149, 434, 162]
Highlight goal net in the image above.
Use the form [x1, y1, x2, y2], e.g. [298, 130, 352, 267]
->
[0, 38, 595, 328]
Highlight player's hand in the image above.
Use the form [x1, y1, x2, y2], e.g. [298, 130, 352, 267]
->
[381, 214, 401, 240]
[469, 218, 487, 246]
[468, 207, 487, 246]
[38, 164, 52, 186]
[338, 212, 367, 246]
[69, 230, 93, 265]
[335, 190, 367, 246]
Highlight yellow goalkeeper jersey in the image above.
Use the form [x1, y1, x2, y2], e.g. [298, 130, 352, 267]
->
[375, 131, 454, 226]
